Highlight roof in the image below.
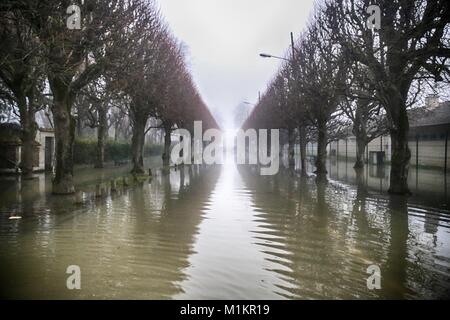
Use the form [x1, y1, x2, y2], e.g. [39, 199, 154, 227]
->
[409, 101, 450, 128]
[35, 110, 54, 130]
[0, 121, 47, 146]
[0, 123, 22, 145]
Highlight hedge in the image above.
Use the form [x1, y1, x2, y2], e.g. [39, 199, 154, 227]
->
[73, 139, 162, 165]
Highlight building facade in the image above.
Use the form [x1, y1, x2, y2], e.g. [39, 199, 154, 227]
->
[306, 100, 450, 170]
[0, 111, 55, 174]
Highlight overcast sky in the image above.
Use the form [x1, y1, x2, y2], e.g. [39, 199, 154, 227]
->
[157, 0, 315, 128]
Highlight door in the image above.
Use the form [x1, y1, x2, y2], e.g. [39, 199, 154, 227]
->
[45, 136, 54, 171]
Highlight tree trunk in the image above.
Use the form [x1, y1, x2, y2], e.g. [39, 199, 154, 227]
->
[17, 95, 37, 179]
[21, 122, 37, 179]
[315, 120, 328, 177]
[49, 79, 76, 194]
[388, 119, 411, 194]
[387, 94, 411, 194]
[352, 109, 368, 169]
[131, 115, 146, 175]
[114, 121, 119, 141]
[288, 127, 295, 168]
[162, 124, 172, 167]
[76, 115, 83, 137]
[95, 105, 107, 168]
[299, 126, 307, 175]
[354, 135, 366, 169]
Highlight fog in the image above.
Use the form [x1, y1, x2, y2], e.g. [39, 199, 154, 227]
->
[157, 0, 315, 129]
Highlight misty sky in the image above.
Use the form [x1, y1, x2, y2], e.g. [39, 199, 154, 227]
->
[157, 0, 315, 128]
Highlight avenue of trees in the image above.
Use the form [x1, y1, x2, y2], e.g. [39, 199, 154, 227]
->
[244, 0, 449, 194]
[0, 0, 217, 194]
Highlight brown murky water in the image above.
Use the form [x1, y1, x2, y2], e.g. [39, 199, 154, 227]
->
[0, 156, 449, 299]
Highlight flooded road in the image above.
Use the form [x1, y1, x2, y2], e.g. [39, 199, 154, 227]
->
[0, 156, 449, 299]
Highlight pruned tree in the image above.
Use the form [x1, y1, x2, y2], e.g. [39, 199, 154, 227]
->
[326, 0, 450, 194]
[339, 62, 389, 168]
[294, 17, 347, 179]
[0, 9, 46, 178]
[8, 0, 140, 193]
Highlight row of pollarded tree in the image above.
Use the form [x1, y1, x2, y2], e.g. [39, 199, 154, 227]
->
[243, 0, 449, 195]
[0, 0, 217, 194]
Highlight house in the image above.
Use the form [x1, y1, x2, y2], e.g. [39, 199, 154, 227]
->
[0, 110, 55, 174]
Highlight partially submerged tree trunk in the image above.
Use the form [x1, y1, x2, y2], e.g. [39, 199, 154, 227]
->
[354, 136, 366, 169]
[352, 101, 370, 169]
[388, 106, 411, 195]
[162, 124, 172, 167]
[288, 127, 295, 168]
[20, 118, 38, 179]
[49, 78, 76, 195]
[354, 167, 367, 198]
[353, 111, 367, 169]
[17, 94, 38, 179]
[131, 115, 147, 175]
[299, 126, 307, 175]
[315, 120, 328, 178]
[95, 105, 107, 168]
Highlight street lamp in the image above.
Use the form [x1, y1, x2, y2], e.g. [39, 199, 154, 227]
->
[260, 32, 297, 63]
[242, 101, 255, 119]
[259, 53, 290, 62]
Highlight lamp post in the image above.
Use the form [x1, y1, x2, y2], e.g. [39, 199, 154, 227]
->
[260, 32, 298, 168]
[259, 32, 296, 63]
[243, 101, 255, 120]
[259, 53, 290, 62]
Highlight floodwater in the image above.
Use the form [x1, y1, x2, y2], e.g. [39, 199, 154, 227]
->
[0, 155, 449, 299]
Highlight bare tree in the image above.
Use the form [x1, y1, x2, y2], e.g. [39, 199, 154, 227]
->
[8, 0, 140, 193]
[295, 19, 347, 179]
[0, 9, 46, 178]
[326, 0, 450, 194]
[339, 62, 388, 168]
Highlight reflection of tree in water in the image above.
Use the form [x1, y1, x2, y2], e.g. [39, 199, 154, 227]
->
[382, 195, 409, 299]
[0, 165, 220, 299]
[0, 175, 82, 298]
[243, 163, 450, 299]
[238, 166, 353, 298]
[351, 169, 371, 240]
[239, 165, 435, 299]
[108, 164, 221, 299]
[381, 195, 450, 299]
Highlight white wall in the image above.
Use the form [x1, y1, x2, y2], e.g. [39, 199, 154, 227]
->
[304, 134, 449, 169]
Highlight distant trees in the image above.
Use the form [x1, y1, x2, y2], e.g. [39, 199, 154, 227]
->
[77, 77, 118, 168]
[0, 0, 217, 193]
[244, 0, 449, 193]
